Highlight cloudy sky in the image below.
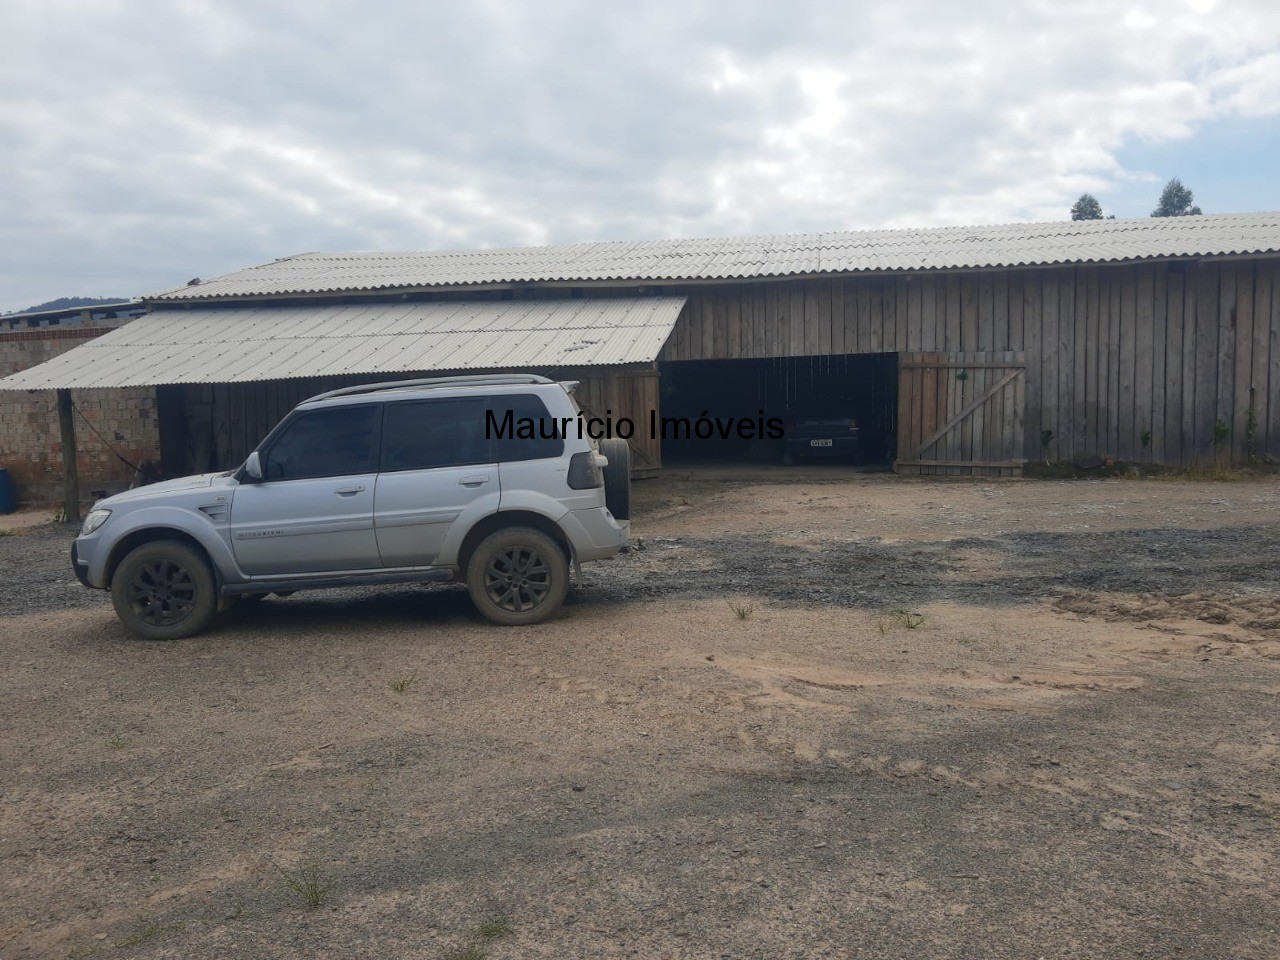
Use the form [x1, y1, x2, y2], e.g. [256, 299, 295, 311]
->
[3, 0, 1279, 312]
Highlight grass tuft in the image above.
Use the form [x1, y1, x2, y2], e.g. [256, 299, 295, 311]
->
[116, 918, 183, 948]
[728, 602, 754, 621]
[1153, 466, 1252, 483]
[390, 672, 419, 694]
[442, 915, 515, 959]
[889, 608, 925, 629]
[875, 609, 926, 632]
[473, 914, 514, 942]
[279, 864, 333, 908]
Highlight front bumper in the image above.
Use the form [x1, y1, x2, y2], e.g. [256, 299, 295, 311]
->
[70, 540, 93, 589]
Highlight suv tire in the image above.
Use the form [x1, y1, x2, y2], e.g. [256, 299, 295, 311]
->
[110, 539, 217, 640]
[466, 527, 569, 626]
[599, 438, 631, 520]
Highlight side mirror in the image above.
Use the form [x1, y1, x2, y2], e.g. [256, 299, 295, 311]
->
[243, 451, 263, 482]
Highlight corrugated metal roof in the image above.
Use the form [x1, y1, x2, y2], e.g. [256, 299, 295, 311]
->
[0, 298, 685, 390]
[151, 212, 1280, 302]
[2, 301, 142, 322]
[2, 301, 145, 332]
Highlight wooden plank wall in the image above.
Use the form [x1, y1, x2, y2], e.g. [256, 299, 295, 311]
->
[565, 367, 662, 478]
[163, 364, 661, 478]
[658, 258, 1280, 466]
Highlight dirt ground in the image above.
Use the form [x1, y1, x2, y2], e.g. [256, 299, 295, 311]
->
[1, 472, 1278, 959]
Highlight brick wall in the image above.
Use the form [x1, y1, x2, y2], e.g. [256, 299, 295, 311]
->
[1, 326, 160, 505]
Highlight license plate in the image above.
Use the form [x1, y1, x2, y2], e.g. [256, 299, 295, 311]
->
[810, 439, 833, 447]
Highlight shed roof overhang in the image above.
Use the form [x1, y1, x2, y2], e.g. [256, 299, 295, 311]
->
[0, 297, 686, 390]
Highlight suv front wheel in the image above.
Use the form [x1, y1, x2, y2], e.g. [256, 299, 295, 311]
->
[110, 539, 218, 640]
[466, 527, 569, 626]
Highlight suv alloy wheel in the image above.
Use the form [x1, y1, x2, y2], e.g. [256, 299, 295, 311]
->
[110, 539, 218, 641]
[465, 527, 570, 626]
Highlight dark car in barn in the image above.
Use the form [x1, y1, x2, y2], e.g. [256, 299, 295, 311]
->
[780, 414, 867, 465]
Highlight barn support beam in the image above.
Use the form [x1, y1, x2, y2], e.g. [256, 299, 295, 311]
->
[56, 389, 80, 524]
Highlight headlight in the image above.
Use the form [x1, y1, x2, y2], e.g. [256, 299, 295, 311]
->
[80, 509, 112, 535]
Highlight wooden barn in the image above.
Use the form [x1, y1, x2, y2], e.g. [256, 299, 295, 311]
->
[4, 212, 1279, 490]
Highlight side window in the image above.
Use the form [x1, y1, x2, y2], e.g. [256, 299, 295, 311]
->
[486, 393, 566, 462]
[263, 405, 380, 481]
[381, 398, 494, 472]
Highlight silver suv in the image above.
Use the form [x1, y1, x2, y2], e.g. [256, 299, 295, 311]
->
[71, 375, 631, 639]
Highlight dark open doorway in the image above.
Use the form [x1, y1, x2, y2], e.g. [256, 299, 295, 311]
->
[657, 353, 898, 467]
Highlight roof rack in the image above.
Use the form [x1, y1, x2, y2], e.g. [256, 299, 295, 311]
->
[304, 374, 553, 404]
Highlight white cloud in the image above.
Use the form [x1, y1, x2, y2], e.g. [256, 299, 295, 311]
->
[1210, 51, 1280, 115]
[1, 0, 1279, 309]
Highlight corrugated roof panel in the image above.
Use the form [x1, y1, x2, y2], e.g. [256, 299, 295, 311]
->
[0, 297, 687, 390]
[140, 211, 1280, 302]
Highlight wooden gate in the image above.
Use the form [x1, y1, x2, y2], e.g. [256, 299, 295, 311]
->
[895, 352, 1026, 476]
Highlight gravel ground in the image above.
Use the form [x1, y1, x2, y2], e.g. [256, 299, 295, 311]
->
[1, 474, 1278, 959]
[9, 511, 1280, 617]
[592, 523, 1280, 607]
[1, 524, 108, 614]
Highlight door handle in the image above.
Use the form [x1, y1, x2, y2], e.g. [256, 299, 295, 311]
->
[459, 475, 491, 486]
[334, 485, 365, 496]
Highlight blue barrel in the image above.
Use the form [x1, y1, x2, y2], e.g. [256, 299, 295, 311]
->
[0, 468, 14, 515]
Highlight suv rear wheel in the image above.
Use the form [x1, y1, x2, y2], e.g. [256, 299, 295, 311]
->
[110, 539, 217, 640]
[466, 527, 569, 626]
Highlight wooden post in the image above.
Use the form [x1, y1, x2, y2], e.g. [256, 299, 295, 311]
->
[56, 389, 80, 524]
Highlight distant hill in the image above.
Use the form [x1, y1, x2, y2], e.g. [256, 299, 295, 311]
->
[8, 296, 131, 316]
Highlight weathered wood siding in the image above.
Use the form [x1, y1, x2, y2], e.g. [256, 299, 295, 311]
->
[564, 366, 661, 478]
[658, 258, 1280, 466]
[161, 364, 661, 479]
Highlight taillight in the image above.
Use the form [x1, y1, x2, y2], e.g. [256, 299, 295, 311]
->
[567, 451, 603, 489]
